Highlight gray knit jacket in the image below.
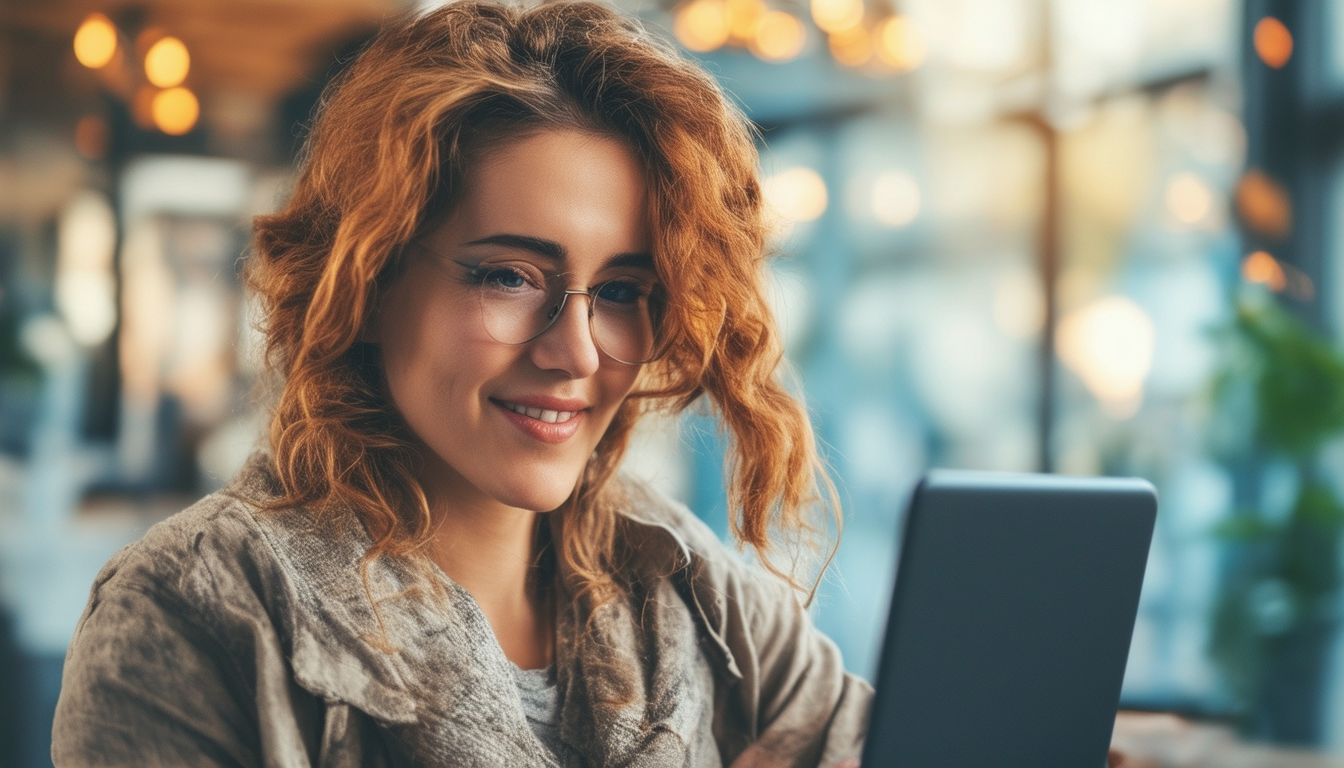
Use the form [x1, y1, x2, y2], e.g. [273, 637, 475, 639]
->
[52, 453, 871, 767]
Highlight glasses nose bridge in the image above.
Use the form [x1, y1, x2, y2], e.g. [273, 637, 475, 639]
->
[553, 284, 597, 316]
[505, 279, 652, 365]
[543, 284, 598, 331]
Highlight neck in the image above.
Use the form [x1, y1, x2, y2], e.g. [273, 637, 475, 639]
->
[419, 458, 557, 670]
[427, 493, 542, 603]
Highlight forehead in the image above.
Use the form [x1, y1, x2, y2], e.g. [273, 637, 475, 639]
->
[424, 129, 652, 267]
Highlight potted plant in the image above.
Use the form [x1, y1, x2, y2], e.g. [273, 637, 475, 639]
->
[1208, 291, 1344, 744]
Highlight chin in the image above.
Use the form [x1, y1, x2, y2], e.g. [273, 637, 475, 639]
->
[485, 463, 584, 513]
[496, 489, 577, 514]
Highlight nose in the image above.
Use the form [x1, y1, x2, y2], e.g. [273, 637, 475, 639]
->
[528, 290, 602, 378]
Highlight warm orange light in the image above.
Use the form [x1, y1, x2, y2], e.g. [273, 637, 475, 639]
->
[145, 36, 190, 88]
[751, 11, 806, 62]
[673, 0, 731, 52]
[876, 15, 926, 72]
[1242, 250, 1287, 292]
[829, 26, 872, 66]
[726, 0, 768, 42]
[811, 0, 863, 34]
[1242, 251, 1315, 300]
[74, 115, 110, 160]
[1254, 17, 1293, 69]
[1235, 170, 1292, 239]
[73, 14, 118, 69]
[151, 87, 199, 135]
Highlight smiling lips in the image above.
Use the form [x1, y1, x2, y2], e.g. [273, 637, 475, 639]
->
[500, 401, 579, 423]
[492, 398, 587, 444]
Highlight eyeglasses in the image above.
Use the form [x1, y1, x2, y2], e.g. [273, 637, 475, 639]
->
[448, 253, 667, 365]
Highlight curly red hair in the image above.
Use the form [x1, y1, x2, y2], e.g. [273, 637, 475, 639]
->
[248, 0, 838, 609]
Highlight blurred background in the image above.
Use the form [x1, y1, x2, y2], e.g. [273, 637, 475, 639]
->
[1, 0, 1343, 765]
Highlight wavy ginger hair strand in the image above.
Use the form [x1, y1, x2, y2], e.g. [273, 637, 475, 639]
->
[248, 0, 839, 611]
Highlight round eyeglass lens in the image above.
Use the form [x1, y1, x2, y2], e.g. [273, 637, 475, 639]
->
[591, 280, 657, 364]
[476, 268, 661, 364]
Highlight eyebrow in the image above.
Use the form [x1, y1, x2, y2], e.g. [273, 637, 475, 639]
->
[463, 234, 654, 270]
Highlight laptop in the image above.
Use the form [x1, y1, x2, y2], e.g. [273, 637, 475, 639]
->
[860, 470, 1157, 768]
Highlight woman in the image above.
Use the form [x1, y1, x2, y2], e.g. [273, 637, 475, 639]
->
[53, 2, 871, 765]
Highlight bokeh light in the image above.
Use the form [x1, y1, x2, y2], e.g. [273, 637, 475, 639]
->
[726, 0, 768, 42]
[751, 11, 807, 62]
[871, 170, 920, 227]
[55, 191, 118, 347]
[73, 14, 118, 69]
[1165, 172, 1213, 225]
[1242, 250, 1287, 292]
[1235, 170, 1292, 238]
[811, 0, 864, 34]
[151, 87, 200, 135]
[1057, 296, 1155, 418]
[145, 36, 190, 88]
[876, 15, 927, 72]
[829, 25, 873, 67]
[764, 166, 829, 224]
[674, 0, 730, 52]
[1253, 16, 1293, 69]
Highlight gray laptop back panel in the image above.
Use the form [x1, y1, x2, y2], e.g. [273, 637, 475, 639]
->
[861, 470, 1157, 768]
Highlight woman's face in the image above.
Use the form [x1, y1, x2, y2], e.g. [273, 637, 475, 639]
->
[374, 129, 653, 514]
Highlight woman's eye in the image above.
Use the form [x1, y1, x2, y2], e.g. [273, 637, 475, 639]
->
[596, 280, 645, 306]
[477, 266, 537, 292]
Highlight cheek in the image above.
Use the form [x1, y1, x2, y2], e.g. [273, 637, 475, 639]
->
[605, 365, 642, 404]
[379, 310, 442, 396]
[377, 290, 481, 413]
[385, 333, 489, 406]
[590, 366, 642, 425]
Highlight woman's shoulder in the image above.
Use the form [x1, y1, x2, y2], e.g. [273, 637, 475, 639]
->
[56, 454, 416, 764]
[94, 476, 266, 599]
[86, 452, 351, 619]
[609, 473, 795, 609]
[610, 473, 741, 570]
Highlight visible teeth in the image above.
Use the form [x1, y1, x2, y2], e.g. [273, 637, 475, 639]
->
[503, 402, 577, 422]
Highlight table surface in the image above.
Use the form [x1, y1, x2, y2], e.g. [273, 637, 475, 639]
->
[1113, 713, 1344, 768]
